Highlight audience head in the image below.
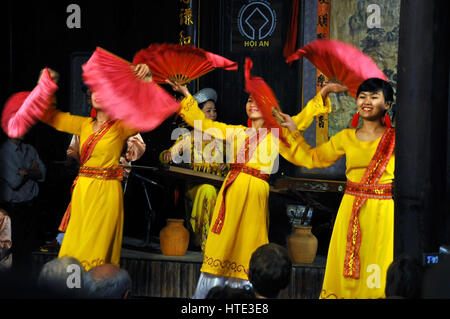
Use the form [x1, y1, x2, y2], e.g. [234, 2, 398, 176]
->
[205, 285, 256, 299]
[37, 256, 86, 298]
[84, 263, 131, 299]
[248, 243, 292, 298]
[385, 254, 423, 299]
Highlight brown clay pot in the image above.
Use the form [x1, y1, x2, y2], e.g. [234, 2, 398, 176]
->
[287, 225, 318, 264]
[159, 219, 190, 256]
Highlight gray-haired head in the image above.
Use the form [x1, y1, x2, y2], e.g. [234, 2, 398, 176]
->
[84, 264, 131, 299]
[37, 256, 85, 298]
[193, 88, 217, 105]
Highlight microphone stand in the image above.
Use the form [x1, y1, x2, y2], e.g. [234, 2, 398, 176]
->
[124, 168, 163, 249]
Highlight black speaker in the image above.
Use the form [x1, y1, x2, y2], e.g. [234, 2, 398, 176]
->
[69, 52, 91, 116]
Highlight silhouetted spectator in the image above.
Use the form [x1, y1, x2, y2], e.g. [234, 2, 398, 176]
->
[385, 254, 423, 299]
[0, 136, 46, 274]
[37, 256, 86, 298]
[248, 243, 292, 298]
[205, 285, 256, 299]
[84, 263, 131, 299]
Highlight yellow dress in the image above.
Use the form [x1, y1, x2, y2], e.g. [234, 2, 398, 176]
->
[179, 93, 331, 281]
[282, 121, 394, 299]
[44, 110, 136, 270]
[187, 184, 217, 251]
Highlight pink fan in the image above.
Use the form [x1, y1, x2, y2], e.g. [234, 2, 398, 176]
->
[1, 68, 58, 138]
[286, 39, 387, 97]
[82, 47, 180, 132]
[132, 43, 238, 85]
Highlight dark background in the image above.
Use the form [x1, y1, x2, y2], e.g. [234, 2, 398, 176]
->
[0, 0, 339, 253]
[1, 0, 184, 247]
[1, 0, 449, 268]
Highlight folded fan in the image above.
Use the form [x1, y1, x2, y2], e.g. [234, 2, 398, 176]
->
[286, 39, 387, 97]
[244, 58, 288, 146]
[1, 68, 58, 138]
[132, 43, 238, 85]
[82, 47, 180, 132]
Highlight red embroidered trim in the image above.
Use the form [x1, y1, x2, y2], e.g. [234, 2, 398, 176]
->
[343, 128, 395, 279]
[203, 254, 248, 275]
[80, 120, 115, 164]
[78, 166, 124, 181]
[345, 180, 393, 199]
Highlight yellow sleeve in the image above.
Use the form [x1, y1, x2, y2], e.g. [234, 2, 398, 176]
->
[42, 108, 87, 136]
[178, 94, 244, 140]
[292, 92, 332, 130]
[280, 92, 332, 139]
[280, 129, 345, 169]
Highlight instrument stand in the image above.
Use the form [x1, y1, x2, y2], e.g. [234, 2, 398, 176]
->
[123, 170, 163, 251]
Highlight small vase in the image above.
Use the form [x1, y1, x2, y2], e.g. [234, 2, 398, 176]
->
[159, 219, 190, 256]
[287, 225, 318, 264]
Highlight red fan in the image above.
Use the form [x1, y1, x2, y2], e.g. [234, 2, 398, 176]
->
[286, 39, 387, 97]
[1, 68, 58, 138]
[132, 43, 238, 85]
[244, 58, 288, 146]
[82, 47, 180, 132]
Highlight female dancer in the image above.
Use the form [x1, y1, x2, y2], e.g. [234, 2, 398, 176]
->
[165, 78, 341, 298]
[160, 88, 229, 251]
[40, 64, 151, 270]
[280, 78, 395, 299]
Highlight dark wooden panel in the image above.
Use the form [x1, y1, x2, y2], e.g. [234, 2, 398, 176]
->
[274, 177, 347, 193]
[395, 0, 450, 259]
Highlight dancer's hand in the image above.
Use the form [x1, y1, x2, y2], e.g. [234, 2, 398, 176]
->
[320, 83, 348, 100]
[165, 79, 190, 98]
[278, 111, 298, 132]
[161, 150, 172, 163]
[38, 68, 60, 84]
[134, 64, 152, 81]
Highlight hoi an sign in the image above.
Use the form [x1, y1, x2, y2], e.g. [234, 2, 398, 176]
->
[232, 0, 283, 52]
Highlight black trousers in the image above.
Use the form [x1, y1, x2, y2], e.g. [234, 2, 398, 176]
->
[1, 199, 38, 274]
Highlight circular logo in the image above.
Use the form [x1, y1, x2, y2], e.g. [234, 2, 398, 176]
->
[237, 1, 277, 41]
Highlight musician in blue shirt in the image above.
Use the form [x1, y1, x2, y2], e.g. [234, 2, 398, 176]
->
[0, 136, 46, 273]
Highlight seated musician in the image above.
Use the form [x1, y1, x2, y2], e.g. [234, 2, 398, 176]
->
[159, 88, 229, 251]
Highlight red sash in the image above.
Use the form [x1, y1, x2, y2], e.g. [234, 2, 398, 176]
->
[211, 129, 269, 235]
[343, 128, 395, 279]
[58, 120, 116, 232]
